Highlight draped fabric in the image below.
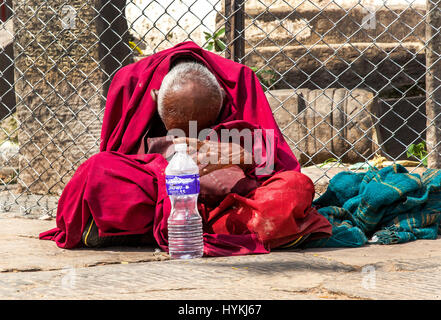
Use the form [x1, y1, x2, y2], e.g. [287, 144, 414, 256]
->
[306, 165, 441, 248]
[39, 41, 331, 256]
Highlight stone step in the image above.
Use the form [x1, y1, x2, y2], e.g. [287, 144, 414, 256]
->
[244, 0, 425, 14]
[214, 0, 427, 90]
[243, 5, 426, 48]
[244, 41, 425, 91]
[217, 0, 428, 47]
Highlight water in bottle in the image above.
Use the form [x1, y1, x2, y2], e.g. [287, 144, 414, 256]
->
[165, 143, 204, 259]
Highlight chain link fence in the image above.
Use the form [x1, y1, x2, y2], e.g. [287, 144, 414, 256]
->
[0, 0, 437, 217]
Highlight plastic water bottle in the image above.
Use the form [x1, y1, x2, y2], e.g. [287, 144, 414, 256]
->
[165, 143, 204, 259]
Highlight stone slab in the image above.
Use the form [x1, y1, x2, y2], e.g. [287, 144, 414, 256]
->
[0, 217, 168, 273]
[13, 0, 133, 196]
[1, 216, 441, 299]
[266, 88, 381, 165]
[300, 236, 441, 269]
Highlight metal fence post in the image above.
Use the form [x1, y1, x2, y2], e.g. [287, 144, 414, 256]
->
[426, 0, 441, 168]
[225, 0, 245, 63]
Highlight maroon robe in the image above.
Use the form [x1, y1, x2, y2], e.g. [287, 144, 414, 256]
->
[39, 41, 331, 256]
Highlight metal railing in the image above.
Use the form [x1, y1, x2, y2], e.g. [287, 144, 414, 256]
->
[0, 0, 438, 217]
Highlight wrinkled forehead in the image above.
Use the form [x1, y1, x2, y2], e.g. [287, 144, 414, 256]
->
[163, 81, 219, 110]
[160, 84, 221, 129]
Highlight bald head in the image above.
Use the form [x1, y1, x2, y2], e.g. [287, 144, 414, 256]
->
[155, 62, 224, 134]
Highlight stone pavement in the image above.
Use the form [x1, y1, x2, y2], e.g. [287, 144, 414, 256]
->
[1, 215, 441, 300]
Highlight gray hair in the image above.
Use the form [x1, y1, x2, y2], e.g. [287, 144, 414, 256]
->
[157, 62, 223, 118]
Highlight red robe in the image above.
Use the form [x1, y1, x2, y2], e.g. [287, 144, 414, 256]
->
[39, 41, 331, 256]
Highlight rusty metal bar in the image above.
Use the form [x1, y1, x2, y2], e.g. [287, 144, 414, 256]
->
[225, 0, 245, 63]
[426, 0, 441, 168]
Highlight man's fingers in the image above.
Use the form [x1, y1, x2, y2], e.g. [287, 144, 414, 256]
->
[171, 139, 252, 169]
[199, 163, 234, 176]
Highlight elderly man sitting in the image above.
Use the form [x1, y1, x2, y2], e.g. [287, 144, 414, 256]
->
[40, 42, 331, 256]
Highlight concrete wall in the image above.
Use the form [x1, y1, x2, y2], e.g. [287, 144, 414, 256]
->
[13, 0, 133, 195]
[266, 88, 427, 164]
[266, 88, 382, 165]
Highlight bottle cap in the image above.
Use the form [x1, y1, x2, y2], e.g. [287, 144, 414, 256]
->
[174, 143, 187, 152]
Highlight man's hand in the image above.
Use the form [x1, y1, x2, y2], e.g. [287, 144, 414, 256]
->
[173, 137, 253, 176]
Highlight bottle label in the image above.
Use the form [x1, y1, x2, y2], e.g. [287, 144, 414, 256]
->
[166, 174, 200, 195]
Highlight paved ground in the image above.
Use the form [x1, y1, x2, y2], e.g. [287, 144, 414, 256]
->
[1, 166, 439, 300]
[1, 215, 441, 300]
